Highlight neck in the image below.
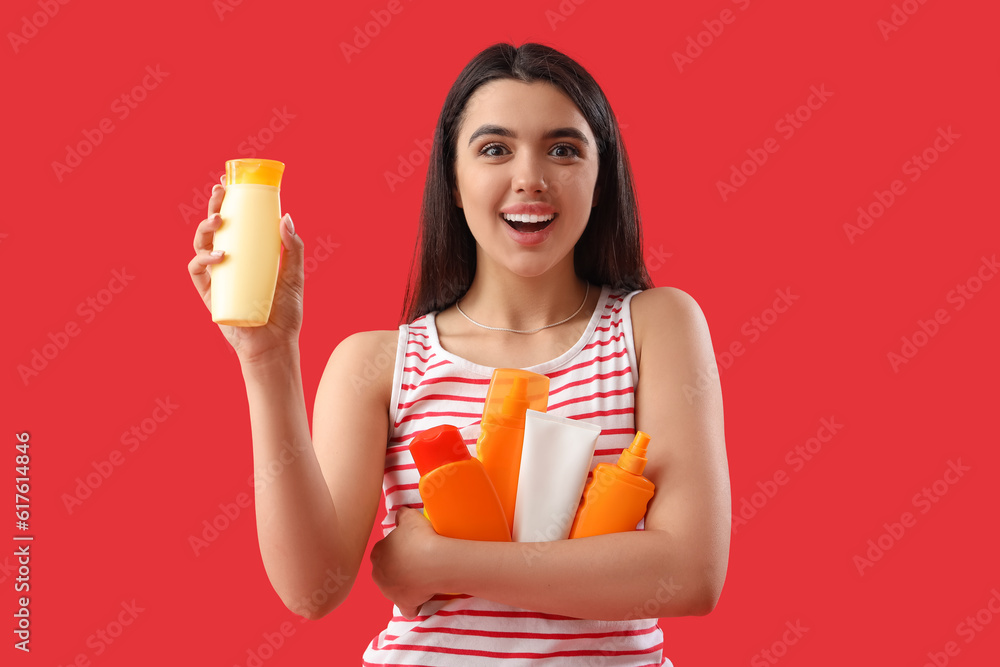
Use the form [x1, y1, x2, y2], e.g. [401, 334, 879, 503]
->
[457, 263, 590, 333]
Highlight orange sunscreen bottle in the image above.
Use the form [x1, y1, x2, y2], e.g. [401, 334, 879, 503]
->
[569, 432, 656, 539]
[475, 369, 550, 533]
[409, 424, 511, 542]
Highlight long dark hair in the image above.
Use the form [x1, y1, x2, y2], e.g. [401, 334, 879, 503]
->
[399, 42, 654, 326]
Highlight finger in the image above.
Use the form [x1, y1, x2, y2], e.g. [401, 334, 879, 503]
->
[193, 212, 224, 253]
[188, 249, 226, 309]
[275, 213, 304, 290]
[207, 182, 225, 219]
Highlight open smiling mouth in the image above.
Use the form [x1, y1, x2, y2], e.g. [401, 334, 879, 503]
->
[501, 212, 557, 233]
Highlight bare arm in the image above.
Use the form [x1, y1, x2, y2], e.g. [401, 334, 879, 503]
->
[245, 332, 391, 620]
[387, 510, 693, 620]
[189, 183, 392, 620]
[470, 287, 729, 616]
[372, 287, 730, 619]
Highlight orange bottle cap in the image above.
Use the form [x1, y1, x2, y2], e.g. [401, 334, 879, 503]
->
[481, 368, 549, 429]
[409, 424, 471, 477]
[225, 158, 285, 186]
[618, 431, 651, 475]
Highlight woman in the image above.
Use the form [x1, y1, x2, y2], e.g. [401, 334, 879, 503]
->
[189, 42, 730, 666]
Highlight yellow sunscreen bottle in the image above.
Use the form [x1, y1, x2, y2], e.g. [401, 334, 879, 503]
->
[211, 158, 285, 326]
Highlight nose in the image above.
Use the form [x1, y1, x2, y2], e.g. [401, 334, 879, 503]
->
[511, 152, 548, 194]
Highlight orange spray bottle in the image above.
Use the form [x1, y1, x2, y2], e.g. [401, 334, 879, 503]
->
[475, 369, 550, 533]
[569, 431, 656, 538]
[410, 424, 511, 542]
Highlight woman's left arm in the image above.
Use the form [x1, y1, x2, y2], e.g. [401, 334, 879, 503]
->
[371, 287, 731, 620]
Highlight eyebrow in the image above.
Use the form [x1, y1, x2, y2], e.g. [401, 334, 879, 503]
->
[467, 124, 590, 148]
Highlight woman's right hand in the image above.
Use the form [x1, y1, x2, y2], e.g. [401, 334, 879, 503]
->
[188, 177, 305, 365]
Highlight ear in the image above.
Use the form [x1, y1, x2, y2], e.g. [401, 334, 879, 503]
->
[453, 186, 463, 209]
[592, 184, 601, 208]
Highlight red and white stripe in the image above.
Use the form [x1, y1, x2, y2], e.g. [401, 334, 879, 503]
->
[363, 284, 670, 666]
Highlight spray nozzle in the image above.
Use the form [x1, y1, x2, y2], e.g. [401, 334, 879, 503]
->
[617, 431, 651, 475]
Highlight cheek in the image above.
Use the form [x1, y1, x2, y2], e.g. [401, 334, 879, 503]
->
[550, 168, 597, 203]
[557, 186, 595, 221]
[477, 168, 509, 196]
[458, 168, 501, 208]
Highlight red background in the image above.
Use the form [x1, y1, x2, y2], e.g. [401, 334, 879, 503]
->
[3, 0, 999, 664]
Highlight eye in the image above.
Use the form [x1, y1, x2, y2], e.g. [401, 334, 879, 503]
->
[551, 143, 581, 158]
[477, 142, 582, 159]
[479, 142, 508, 158]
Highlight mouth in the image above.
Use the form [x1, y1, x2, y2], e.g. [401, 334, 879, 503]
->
[500, 212, 557, 233]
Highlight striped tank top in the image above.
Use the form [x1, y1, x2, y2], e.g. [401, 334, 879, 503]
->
[362, 283, 670, 666]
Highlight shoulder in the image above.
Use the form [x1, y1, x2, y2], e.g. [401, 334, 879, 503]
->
[629, 286, 712, 370]
[325, 329, 402, 409]
[340, 328, 402, 353]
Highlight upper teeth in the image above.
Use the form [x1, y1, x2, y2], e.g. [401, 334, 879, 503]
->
[502, 213, 555, 223]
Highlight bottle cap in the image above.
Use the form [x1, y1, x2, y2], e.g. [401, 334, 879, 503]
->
[617, 431, 651, 475]
[481, 368, 549, 429]
[409, 424, 471, 477]
[225, 158, 285, 187]
[502, 376, 529, 417]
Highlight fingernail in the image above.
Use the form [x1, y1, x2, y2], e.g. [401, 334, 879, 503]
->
[284, 213, 294, 236]
[210, 213, 220, 222]
[210, 250, 224, 257]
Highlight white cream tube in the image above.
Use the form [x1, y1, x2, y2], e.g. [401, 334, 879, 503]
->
[513, 409, 602, 542]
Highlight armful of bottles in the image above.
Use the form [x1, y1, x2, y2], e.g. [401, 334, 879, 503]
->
[408, 368, 655, 543]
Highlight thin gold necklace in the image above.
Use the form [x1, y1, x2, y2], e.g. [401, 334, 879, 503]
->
[455, 282, 590, 335]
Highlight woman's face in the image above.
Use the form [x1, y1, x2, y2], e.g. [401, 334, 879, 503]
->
[452, 79, 601, 278]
